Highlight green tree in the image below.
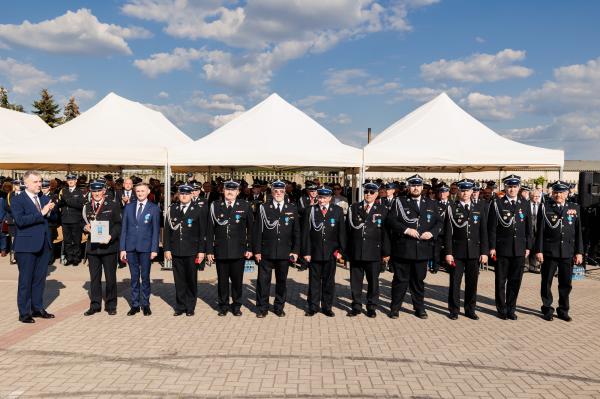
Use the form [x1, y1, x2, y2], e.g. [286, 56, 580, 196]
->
[63, 96, 80, 122]
[0, 86, 24, 112]
[32, 88, 61, 127]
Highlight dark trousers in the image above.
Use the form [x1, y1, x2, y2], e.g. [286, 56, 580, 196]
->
[256, 259, 289, 312]
[307, 260, 336, 312]
[16, 243, 51, 317]
[127, 251, 152, 307]
[62, 223, 83, 262]
[172, 255, 198, 312]
[87, 252, 118, 311]
[448, 258, 479, 314]
[350, 260, 380, 311]
[541, 257, 573, 317]
[494, 256, 524, 315]
[390, 258, 428, 312]
[216, 258, 244, 311]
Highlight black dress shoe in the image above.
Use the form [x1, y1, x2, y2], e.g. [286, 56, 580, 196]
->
[274, 310, 286, 317]
[465, 312, 479, 320]
[448, 312, 458, 320]
[415, 310, 428, 319]
[107, 309, 117, 316]
[366, 309, 377, 318]
[497, 312, 507, 320]
[73, 261, 80, 266]
[186, 311, 195, 317]
[32, 310, 55, 319]
[305, 310, 316, 317]
[217, 309, 228, 316]
[507, 313, 518, 320]
[19, 315, 35, 323]
[84, 308, 100, 316]
[557, 314, 572, 322]
[173, 310, 184, 316]
[347, 309, 360, 317]
[256, 311, 267, 318]
[542, 313, 554, 321]
[322, 309, 335, 317]
[232, 309, 242, 316]
[388, 311, 399, 319]
[127, 307, 140, 316]
[143, 306, 152, 316]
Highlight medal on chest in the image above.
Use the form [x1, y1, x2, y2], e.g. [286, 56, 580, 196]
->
[284, 216, 289, 226]
[144, 214, 151, 224]
[235, 214, 241, 223]
[473, 215, 479, 224]
[187, 218, 193, 228]
[330, 217, 335, 227]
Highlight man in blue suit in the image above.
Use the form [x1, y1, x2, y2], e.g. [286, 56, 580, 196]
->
[12, 171, 57, 323]
[120, 182, 160, 316]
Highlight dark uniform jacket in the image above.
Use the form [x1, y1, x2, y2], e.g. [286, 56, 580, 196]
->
[114, 189, 137, 208]
[381, 197, 396, 210]
[535, 200, 583, 259]
[386, 196, 443, 261]
[297, 195, 317, 219]
[253, 201, 301, 260]
[163, 200, 208, 257]
[58, 187, 85, 224]
[206, 199, 253, 260]
[84, 198, 122, 255]
[248, 193, 265, 216]
[444, 201, 489, 259]
[488, 196, 533, 257]
[346, 201, 390, 262]
[301, 203, 346, 261]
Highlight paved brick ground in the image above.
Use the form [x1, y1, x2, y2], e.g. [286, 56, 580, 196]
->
[0, 257, 599, 398]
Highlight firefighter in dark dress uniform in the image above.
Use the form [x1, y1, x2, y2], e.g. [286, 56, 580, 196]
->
[253, 180, 301, 318]
[488, 174, 533, 320]
[82, 181, 122, 316]
[535, 181, 584, 322]
[386, 174, 443, 319]
[301, 186, 346, 317]
[444, 179, 489, 320]
[58, 173, 85, 265]
[206, 180, 253, 316]
[164, 184, 208, 316]
[346, 182, 390, 318]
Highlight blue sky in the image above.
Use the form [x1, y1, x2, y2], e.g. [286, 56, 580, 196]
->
[1, 0, 599, 159]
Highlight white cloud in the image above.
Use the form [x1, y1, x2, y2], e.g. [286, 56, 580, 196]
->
[70, 88, 96, 101]
[144, 103, 212, 127]
[420, 49, 533, 83]
[0, 57, 76, 94]
[460, 92, 516, 121]
[392, 86, 465, 102]
[325, 68, 400, 95]
[475, 36, 485, 43]
[294, 95, 328, 107]
[158, 91, 169, 98]
[209, 111, 245, 128]
[333, 113, 352, 124]
[0, 9, 151, 56]
[192, 93, 245, 112]
[126, 1, 439, 92]
[520, 56, 600, 114]
[133, 48, 205, 78]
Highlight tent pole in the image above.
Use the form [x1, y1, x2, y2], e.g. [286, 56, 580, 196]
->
[359, 148, 365, 201]
[559, 166, 564, 180]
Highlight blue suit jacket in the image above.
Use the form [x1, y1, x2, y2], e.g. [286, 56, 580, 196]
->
[119, 201, 160, 253]
[11, 191, 54, 253]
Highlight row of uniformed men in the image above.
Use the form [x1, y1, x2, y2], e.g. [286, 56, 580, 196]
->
[75, 172, 581, 322]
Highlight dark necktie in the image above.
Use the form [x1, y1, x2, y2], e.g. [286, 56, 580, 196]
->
[276, 203, 281, 213]
[33, 196, 42, 212]
[136, 202, 143, 220]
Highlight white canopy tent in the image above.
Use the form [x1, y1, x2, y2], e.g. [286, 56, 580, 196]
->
[363, 92, 564, 173]
[0, 106, 51, 145]
[169, 93, 362, 171]
[0, 92, 193, 170]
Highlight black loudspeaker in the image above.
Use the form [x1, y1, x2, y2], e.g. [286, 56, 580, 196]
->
[578, 172, 600, 208]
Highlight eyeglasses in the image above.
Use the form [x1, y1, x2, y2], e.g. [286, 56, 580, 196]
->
[364, 190, 377, 195]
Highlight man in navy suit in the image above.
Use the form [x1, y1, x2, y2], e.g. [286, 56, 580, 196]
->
[119, 182, 160, 316]
[12, 171, 56, 323]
